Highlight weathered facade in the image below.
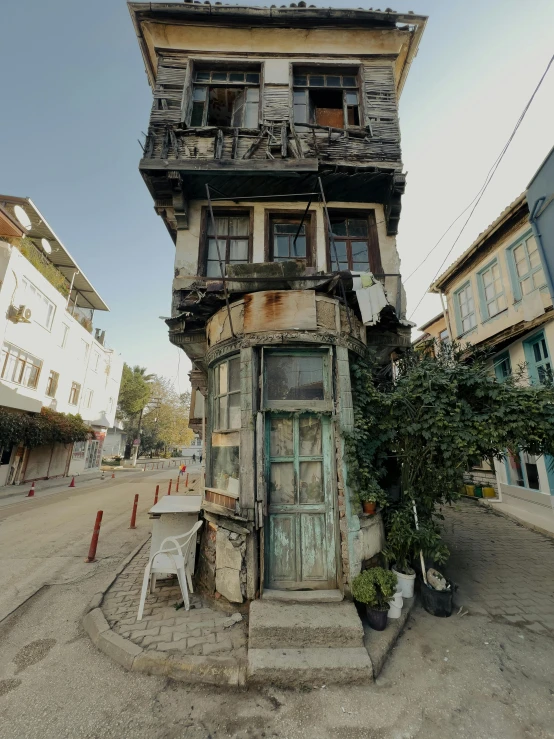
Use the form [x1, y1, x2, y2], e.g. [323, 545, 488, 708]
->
[129, 2, 426, 602]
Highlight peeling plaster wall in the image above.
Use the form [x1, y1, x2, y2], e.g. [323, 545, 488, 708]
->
[172, 200, 397, 289]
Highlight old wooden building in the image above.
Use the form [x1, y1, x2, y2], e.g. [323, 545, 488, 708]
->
[129, 2, 426, 604]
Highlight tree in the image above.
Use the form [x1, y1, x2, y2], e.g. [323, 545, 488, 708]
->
[117, 364, 154, 420]
[346, 341, 554, 568]
[139, 378, 194, 455]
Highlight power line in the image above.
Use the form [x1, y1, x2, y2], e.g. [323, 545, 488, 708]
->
[408, 53, 554, 321]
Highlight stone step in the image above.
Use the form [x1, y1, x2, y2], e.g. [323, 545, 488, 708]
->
[249, 600, 364, 649]
[261, 589, 343, 603]
[247, 647, 373, 686]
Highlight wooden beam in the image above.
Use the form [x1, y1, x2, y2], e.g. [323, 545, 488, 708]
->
[139, 158, 318, 173]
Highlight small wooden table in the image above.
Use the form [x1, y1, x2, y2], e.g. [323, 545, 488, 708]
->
[148, 495, 202, 574]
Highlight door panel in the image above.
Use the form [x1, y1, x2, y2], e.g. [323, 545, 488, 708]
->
[299, 513, 327, 581]
[269, 514, 297, 583]
[265, 413, 336, 590]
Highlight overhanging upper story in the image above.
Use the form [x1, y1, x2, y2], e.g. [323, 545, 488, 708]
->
[128, 2, 427, 238]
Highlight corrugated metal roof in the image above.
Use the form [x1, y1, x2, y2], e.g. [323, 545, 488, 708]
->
[0, 196, 109, 311]
[430, 192, 527, 293]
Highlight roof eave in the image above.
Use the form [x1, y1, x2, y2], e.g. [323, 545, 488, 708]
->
[127, 2, 427, 92]
[429, 193, 528, 294]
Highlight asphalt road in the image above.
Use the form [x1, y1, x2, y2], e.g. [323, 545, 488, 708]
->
[0, 481, 553, 739]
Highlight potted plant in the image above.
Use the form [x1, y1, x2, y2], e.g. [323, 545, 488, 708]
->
[352, 567, 398, 631]
[358, 481, 386, 515]
[382, 505, 416, 598]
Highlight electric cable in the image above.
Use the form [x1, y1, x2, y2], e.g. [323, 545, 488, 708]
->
[408, 53, 554, 321]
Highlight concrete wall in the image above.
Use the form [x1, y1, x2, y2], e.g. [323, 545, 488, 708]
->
[0, 243, 122, 425]
[0, 242, 123, 477]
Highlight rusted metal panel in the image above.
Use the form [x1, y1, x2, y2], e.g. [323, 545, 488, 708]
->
[243, 291, 316, 333]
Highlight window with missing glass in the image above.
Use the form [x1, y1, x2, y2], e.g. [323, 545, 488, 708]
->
[267, 213, 313, 265]
[293, 70, 361, 129]
[189, 68, 260, 128]
[328, 213, 382, 274]
[263, 351, 331, 410]
[201, 211, 252, 277]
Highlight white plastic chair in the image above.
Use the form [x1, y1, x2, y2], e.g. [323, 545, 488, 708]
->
[137, 520, 203, 621]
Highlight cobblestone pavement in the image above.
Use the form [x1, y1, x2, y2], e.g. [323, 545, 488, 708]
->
[101, 471, 247, 663]
[102, 542, 247, 659]
[443, 499, 554, 634]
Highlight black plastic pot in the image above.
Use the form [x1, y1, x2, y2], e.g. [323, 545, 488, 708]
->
[366, 606, 388, 631]
[421, 581, 453, 617]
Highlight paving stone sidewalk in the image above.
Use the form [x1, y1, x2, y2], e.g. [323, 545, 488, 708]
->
[443, 499, 554, 635]
[102, 542, 247, 660]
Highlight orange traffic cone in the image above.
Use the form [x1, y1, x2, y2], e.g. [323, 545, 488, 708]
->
[27, 481, 35, 497]
[69, 476, 75, 488]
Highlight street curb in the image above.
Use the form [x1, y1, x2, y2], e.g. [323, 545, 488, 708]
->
[363, 596, 416, 678]
[463, 496, 554, 542]
[83, 534, 152, 616]
[82, 537, 247, 687]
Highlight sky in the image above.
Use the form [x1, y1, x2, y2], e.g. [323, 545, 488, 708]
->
[1, 0, 553, 389]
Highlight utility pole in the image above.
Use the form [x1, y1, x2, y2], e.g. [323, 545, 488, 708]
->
[130, 406, 144, 467]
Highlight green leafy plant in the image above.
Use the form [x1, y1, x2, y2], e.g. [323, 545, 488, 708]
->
[346, 341, 554, 573]
[351, 567, 398, 610]
[0, 408, 93, 449]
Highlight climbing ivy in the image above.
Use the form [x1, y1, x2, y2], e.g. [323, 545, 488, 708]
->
[0, 408, 93, 449]
[345, 341, 554, 568]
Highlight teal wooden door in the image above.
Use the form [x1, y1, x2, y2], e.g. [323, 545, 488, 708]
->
[265, 414, 337, 590]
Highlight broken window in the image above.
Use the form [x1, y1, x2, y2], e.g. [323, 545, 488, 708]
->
[328, 213, 382, 274]
[203, 212, 251, 277]
[190, 69, 260, 128]
[293, 70, 360, 129]
[214, 356, 241, 430]
[269, 214, 313, 265]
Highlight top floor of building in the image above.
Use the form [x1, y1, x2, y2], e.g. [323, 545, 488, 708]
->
[129, 3, 427, 236]
[429, 194, 553, 354]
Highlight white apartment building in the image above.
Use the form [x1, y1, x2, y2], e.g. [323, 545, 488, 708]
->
[0, 196, 123, 485]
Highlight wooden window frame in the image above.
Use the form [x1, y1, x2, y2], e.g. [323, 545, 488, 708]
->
[45, 370, 59, 399]
[265, 210, 316, 268]
[182, 61, 262, 129]
[261, 348, 333, 413]
[325, 210, 382, 274]
[212, 356, 241, 432]
[69, 382, 81, 406]
[198, 207, 254, 277]
[290, 65, 365, 131]
[0, 343, 42, 390]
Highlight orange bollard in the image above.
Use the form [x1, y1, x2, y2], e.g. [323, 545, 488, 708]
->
[27, 481, 36, 497]
[185, 473, 189, 488]
[154, 484, 159, 505]
[85, 511, 103, 562]
[112, 471, 115, 479]
[176, 476, 179, 492]
[168, 479, 172, 495]
[129, 494, 139, 529]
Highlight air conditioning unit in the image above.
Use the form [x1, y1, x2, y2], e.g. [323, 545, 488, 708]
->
[15, 305, 32, 323]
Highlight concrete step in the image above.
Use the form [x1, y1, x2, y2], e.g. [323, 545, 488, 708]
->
[261, 589, 343, 603]
[249, 600, 364, 649]
[247, 647, 373, 686]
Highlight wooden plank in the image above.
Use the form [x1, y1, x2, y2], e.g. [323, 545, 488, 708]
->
[139, 158, 318, 172]
[281, 122, 287, 158]
[244, 291, 317, 334]
[214, 129, 224, 160]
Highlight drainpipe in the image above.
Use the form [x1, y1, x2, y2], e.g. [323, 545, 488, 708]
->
[529, 196, 554, 302]
[439, 291, 454, 343]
